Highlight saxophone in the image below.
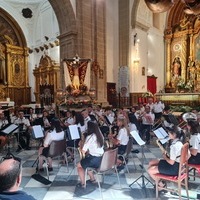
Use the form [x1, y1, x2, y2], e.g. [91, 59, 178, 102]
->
[156, 139, 170, 158]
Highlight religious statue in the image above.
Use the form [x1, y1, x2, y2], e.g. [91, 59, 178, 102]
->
[187, 58, 196, 81]
[0, 43, 6, 85]
[172, 57, 181, 78]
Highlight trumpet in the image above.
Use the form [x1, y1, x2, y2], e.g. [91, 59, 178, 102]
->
[156, 139, 169, 158]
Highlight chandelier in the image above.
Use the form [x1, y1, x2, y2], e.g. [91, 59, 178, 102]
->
[144, 0, 200, 15]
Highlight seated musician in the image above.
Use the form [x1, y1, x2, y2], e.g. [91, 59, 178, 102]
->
[0, 111, 9, 148]
[66, 112, 86, 161]
[38, 118, 65, 171]
[108, 115, 129, 171]
[76, 120, 104, 188]
[148, 126, 183, 191]
[187, 120, 200, 164]
[14, 111, 32, 152]
[81, 109, 91, 130]
[28, 108, 37, 126]
[42, 110, 51, 132]
[63, 110, 74, 127]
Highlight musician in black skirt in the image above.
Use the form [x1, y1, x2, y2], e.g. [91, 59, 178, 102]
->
[76, 120, 104, 188]
[187, 120, 200, 164]
[148, 126, 183, 189]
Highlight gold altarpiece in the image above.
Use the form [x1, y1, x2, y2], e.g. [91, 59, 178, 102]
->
[0, 41, 30, 106]
[165, 10, 200, 93]
[33, 55, 61, 105]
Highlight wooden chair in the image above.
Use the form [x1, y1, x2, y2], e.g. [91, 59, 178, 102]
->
[84, 148, 121, 199]
[41, 139, 68, 179]
[188, 163, 200, 181]
[155, 143, 189, 200]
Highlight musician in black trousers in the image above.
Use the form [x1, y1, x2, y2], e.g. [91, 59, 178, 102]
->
[14, 111, 32, 152]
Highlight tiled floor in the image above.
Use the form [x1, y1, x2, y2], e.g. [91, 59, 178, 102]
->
[1, 141, 200, 200]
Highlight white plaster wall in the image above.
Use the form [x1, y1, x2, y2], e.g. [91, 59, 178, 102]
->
[0, 0, 60, 102]
[105, 0, 119, 84]
[129, 0, 166, 93]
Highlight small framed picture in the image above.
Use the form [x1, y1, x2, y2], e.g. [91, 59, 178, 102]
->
[142, 66, 145, 76]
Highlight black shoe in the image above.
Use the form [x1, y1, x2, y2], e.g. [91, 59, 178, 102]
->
[48, 167, 53, 171]
[16, 147, 22, 152]
[25, 146, 31, 150]
[117, 165, 125, 172]
[131, 149, 139, 153]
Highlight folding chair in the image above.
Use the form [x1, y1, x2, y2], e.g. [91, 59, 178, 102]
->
[155, 143, 189, 200]
[40, 139, 68, 179]
[84, 148, 121, 199]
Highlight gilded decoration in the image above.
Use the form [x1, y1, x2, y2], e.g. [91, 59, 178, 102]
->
[165, 4, 200, 93]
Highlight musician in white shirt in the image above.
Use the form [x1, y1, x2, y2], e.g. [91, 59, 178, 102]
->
[152, 97, 165, 120]
[140, 106, 155, 144]
[14, 111, 31, 151]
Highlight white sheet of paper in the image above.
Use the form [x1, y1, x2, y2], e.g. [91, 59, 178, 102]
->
[153, 127, 169, 144]
[2, 124, 18, 134]
[68, 124, 80, 140]
[130, 130, 145, 146]
[32, 125, 44, 138]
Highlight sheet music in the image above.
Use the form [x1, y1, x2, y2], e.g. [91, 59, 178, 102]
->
[68, 124, 80, 140]
[2, 124, 18, 134]
[130, 130, 145, 146]
[153, 127, 169, 144]
[32, 125, 44, 139]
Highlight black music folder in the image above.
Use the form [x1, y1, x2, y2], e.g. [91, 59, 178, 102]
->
[1, 124, 19, 135]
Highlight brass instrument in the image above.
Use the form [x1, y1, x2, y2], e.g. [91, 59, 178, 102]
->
[178, 112, 197, 129]
[156, 139, 169, 158]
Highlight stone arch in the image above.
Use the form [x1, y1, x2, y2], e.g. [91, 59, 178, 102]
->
[131, 0, 140, 29]
[0, 7, 26, 47]
[48, 0, 76, 36]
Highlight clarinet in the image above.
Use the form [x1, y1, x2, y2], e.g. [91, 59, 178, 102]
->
[156, 139, 170, 158]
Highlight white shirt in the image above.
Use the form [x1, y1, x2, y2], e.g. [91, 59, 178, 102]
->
[128, 123, 137, 132]
[84, 116, 91, 130]
[142, 112, 155, 125]
[14, 117, 30, 130]
[153, 101, 165, 113]
[83, 133, 104, 156]
[44, 129, 65, 146]
[117, 127, 129, 145]
[170, 139, 183, 163]
[189, 133, 200, 153]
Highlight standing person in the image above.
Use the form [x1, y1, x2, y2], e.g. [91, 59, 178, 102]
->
[0, 157, 36, 200]
[140, 106, 155, 144]
[153, 97, 165, 120]
[38, 118, 65, 171]
[187, 120, 200, 164]
[148, 126, 183, 190]
[76, 120, 104, 188]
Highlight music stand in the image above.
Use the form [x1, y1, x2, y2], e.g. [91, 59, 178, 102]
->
[129, 130, 154, 190]
[1, 124, 19, 158]
[65, 125, 81, 179]
[31, 125, 44, 167]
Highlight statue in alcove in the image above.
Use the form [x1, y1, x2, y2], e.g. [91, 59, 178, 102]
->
[171, 57, 181, 89]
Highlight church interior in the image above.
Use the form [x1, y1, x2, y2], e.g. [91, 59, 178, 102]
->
[1, 0, 200, 200]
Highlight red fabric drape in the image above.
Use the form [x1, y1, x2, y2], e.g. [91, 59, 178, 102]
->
[147, 76, 157, 94]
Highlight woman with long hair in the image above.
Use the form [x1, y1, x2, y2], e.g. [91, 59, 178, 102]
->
[76, 120, 104, 188]
[148, 126, 183, 190]
[38, 118, 65, 171]
[187, 120, 200, 164]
